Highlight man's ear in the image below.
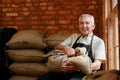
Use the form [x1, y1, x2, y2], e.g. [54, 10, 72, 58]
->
[92, 24, 95, 30]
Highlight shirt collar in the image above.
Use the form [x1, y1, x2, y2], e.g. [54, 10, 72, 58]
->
[81, 33, 93, 40]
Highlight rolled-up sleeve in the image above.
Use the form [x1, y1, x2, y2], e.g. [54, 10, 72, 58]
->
[94, 39, 106, 60]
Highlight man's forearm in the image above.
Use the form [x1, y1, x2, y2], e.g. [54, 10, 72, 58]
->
[55, 44, 75, 57]
[92, 59, 102, 70]
[55, 44, 65, 51]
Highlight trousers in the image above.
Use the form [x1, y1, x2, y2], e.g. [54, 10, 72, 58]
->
[37, 71, 86, 80]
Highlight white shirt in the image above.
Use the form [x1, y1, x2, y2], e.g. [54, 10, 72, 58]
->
[60, 33, 106, 60]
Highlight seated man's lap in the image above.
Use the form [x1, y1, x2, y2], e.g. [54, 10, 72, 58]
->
[37, 71, 86, 80]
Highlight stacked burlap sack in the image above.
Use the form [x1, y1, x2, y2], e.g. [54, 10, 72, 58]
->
[5, 30, 48, 80]
[45, 32, 71, 49]
[5, 30, 76, 80]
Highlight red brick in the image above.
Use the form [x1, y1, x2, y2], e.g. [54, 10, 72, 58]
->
[21, 12, 30, 16]
[45, 11, 57, 15]
[47, 26, 59, 30]
[15, 17, 25, 21]
[47, 20, 56, 25]
[33, 3, 40, 6]
[3, 8, 14, 12]
[6, 13, 18, 16]
[40, 3, 47, 6]
[0, 3, 6, 7]
[41, 15, 54, 19]
[0, 17, 12, 21]
[26, 3, 33, 7]
[48, 6, 54, 10]
[2, 21, 14, 25]
[85, 1, 97, 5]
[12, 0, 25, 3]
[0, 0, 12, 3]
[58, 20, 71, 24]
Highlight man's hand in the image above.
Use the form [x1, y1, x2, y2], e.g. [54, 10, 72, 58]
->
[55, 45, 75, 57]
[60, 62, 77, 73]
[63, 46, 75, 57]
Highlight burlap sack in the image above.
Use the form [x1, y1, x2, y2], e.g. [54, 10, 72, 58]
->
[9, 63, 48, 76]
[45, 32, 71, 48]
[46, 50, 68, 72]
[82, 69, 120, 80]
[63, 55, 92, 74]
[9, 75, 38, 80]
[62, 47, 92, 74]
[46, 47, 92, 74]
[7, 49, 45, 62]
[6, 30, 46, 49]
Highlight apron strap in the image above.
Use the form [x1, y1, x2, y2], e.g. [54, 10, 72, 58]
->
[90, 35, 94, 47]
[86, 35, 94, 54]
[72, 35, 81, 46]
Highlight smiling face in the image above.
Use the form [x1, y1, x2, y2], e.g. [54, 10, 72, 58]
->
[78, 16, 95, 36]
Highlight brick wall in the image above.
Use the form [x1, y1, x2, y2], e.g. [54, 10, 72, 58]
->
[0, 0, 102, 36]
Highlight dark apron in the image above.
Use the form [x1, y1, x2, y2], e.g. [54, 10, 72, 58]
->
[72, 35, 94, 62]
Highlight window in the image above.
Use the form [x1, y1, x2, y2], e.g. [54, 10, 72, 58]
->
[112, 0, 118, 9]
[102, 0, 119, 70]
